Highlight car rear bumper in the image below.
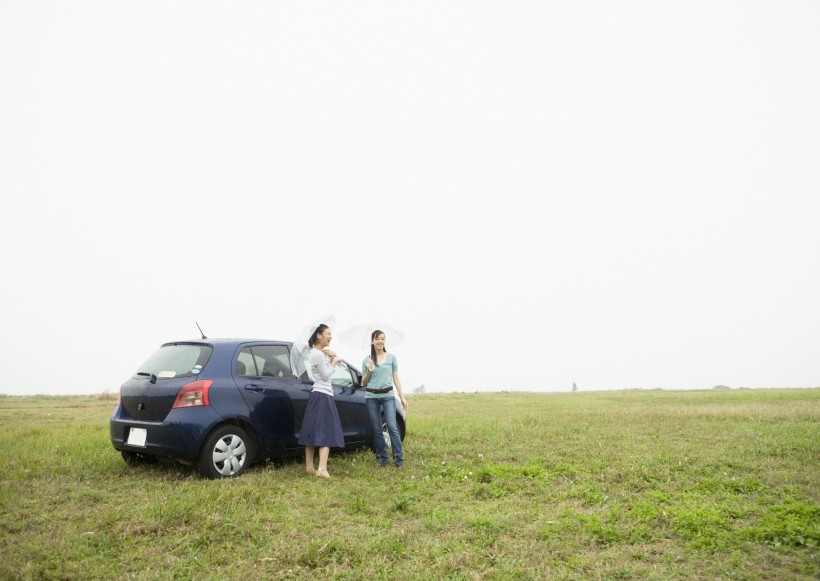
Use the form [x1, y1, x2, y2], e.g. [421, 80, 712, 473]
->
[110, 405, 223, 462]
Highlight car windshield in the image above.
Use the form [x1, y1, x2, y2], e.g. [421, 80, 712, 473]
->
[132, 344, 213, 380]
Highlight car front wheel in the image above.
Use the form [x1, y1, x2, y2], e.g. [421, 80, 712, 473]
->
[198, 425, 253, 479]
[373, 414, 406, 451]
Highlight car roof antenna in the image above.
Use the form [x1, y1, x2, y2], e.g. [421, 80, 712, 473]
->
[195, 321, 208, 339]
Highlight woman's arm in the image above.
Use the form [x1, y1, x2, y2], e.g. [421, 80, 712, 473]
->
[361, 357, 374, 387]
[393, 371, 408, 411]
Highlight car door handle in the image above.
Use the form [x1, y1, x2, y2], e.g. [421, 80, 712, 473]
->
[244, 384, 263, 393]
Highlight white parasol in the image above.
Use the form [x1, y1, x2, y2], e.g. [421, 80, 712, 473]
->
[337, 324, 405, 353]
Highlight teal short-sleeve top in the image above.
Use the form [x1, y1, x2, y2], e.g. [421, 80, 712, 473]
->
[362, 353, 398, 399]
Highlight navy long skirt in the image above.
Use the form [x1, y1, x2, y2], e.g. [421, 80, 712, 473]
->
[297, 391, 345, 448]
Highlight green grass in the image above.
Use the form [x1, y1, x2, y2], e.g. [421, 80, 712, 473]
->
[1, 389, 818, 580]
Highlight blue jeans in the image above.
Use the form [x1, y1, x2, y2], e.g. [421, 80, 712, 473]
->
[366, 396, 404, 466]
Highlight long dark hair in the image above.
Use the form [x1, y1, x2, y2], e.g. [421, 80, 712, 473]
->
[370, 330, 386, 366]
[309, 324, 330, 348]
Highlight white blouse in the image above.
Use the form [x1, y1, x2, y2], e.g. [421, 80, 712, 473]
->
[309, 348, 334, 396]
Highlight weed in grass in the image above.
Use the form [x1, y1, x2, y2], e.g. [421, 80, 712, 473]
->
[472, 480, 508, 500]
[628, 498, 663, 522]
[298, 538, 347, 569]
[745, 497, 820, 548]
[466, 516, 503, 549]
[568, 483, 610, 506]
[669, 502, 735, 551]
[348, 496, 371, 515]
[579, 514, 624, 546]
[425, 506, 455, 532]
[390, 495, 415, 514]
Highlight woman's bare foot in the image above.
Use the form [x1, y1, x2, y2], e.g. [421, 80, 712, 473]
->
[314, 469, 330, 479]
[306, 467, 316, 475]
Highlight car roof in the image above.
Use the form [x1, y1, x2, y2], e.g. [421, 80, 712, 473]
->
[161, 338, 293, 347]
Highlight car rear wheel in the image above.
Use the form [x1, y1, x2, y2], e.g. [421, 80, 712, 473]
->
[198, 425, 253, 479]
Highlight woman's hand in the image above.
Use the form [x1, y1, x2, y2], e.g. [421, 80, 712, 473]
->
[366, 357, 375, 372]
[323, 347, 337, 358]
[400, 398, 408, 412]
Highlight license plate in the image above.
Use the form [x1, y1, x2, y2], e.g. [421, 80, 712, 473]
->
[127, 427, 147, 447]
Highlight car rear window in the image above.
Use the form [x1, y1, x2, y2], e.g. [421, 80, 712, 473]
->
[132, 344, 213, 380]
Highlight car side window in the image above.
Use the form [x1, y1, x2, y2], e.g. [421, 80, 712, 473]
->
[331, 361, 354, 388]
[250, 345, 296, 379]
[236, 347, 257, 376]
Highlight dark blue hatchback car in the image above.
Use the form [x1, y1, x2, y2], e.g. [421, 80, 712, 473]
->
[110, 339, 406, 478]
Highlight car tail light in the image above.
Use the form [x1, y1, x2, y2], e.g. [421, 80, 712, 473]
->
[172, 380, 213, 408]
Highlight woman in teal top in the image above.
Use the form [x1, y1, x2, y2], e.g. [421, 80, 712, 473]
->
[362, 330, 408, 467]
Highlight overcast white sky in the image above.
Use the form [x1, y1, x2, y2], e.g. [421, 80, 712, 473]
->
[1, 1, 818, 395]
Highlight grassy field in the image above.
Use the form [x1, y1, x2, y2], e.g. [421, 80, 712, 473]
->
[0, 389, 818, 580]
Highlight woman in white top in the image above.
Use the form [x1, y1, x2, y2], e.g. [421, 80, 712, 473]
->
[297, 324, 345, 478]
